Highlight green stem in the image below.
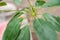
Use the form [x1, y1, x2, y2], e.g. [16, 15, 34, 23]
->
[27, 0, 37, 17]
[34, 0, 37, 2]
[0, 7, 28, 12]
[27, 0, 32, 7]
[0, 10, 17, 12]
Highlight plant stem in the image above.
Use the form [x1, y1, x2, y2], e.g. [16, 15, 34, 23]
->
[34, 0, 36, 2]
[0, 10, 17, 12]
[27, 0, 37, 17]
[27, 0, 33, 7]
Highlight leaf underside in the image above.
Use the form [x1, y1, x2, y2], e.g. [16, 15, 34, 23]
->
[2, 11, 30, 40]
[2, 11, 23, 40]
[43, 13, 60, 32]
[42, 0, 60, 7]
[35, 0, 60, 7]
[17, 25, 30, 40]
[34, 18, 58, 40]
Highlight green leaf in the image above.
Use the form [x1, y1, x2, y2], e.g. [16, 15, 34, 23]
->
[42, 0, 60, 7]
[34, 18, 58, 40]
[13, 0, 22, 5]
[43, 13, 60, 32]
[17, 25, 30, 40]
[35, 0, 45, 7]
[2, 11, 23, 40]
[0, 2, 7, 6]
